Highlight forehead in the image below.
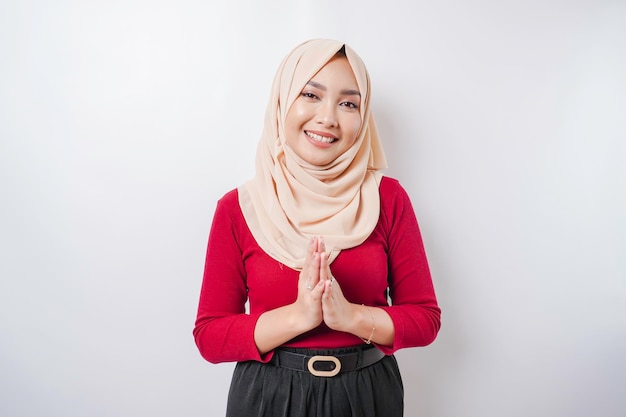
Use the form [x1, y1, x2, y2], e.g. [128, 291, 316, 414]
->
[308, 56, 359, 88]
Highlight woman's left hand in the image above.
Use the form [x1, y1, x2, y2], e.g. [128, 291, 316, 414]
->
[318, 245, 356, 332]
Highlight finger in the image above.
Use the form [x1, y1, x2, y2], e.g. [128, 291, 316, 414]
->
[324, 279, 341, 301]
[305, 237, 317, 265]
[310, 277, 325, 298]
[323, 276, 342, 304]
[322, 279, 333, 300]
[311, 251, 321, 284]
[319, 252, 333, 282]
[304, 251, 322, 291]
[300, 238, 318, 287]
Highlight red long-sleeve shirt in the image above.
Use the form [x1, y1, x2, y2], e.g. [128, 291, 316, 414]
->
[193, 176, 441, 364]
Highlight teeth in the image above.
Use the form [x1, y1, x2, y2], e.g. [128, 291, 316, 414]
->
[306, 131, 335, 143]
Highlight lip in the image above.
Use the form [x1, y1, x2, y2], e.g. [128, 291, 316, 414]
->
[304, 130, 337, 148]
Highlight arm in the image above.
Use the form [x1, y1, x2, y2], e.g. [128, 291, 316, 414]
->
[193, 192, 261, 363]
[320, 252, 396, 346]
[378, 179, 441, 354]
[253, 239, 326, 354]
[318, 179, 440, 352]
[193, 198, 329, 362]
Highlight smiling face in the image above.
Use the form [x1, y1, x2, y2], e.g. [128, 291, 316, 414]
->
[284, 55, 362, 167]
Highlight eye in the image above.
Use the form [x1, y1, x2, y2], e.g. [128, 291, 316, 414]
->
[341, 101, 359, 110]
[300, 91, 319, 100]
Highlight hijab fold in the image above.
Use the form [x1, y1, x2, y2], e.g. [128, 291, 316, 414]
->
[239, 39, 387, 270]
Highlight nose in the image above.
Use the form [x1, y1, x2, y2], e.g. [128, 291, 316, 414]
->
[317, 102, 338, 127]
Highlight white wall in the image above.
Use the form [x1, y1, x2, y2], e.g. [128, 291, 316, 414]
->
[1, 1, 624, 416]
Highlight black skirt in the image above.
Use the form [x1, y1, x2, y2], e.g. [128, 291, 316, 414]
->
[225, 345, 404, 417]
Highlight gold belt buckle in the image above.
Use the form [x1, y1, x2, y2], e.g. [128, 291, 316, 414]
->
[307, 355, 341, 377]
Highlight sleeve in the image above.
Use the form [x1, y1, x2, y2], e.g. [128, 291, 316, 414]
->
[377, 180, 441, 355]
[192, 191, 269, 364]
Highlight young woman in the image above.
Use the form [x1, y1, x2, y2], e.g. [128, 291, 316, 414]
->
[193, 39, 441, 417]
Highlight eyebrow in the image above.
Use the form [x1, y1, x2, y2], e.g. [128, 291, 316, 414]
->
[306, 81, 361, 97]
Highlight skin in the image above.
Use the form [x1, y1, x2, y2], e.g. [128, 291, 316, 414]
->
[253, 56, 395, 354]
[283, 55, 363, 167]
[254, 237, 395, 354]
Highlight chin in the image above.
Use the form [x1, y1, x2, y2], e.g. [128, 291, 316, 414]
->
[304, 155, 333, 167]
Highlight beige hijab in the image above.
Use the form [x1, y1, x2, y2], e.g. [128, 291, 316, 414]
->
[238, 39, 387, 270]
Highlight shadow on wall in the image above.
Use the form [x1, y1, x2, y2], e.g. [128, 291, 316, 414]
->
[375, 94, 468, 416]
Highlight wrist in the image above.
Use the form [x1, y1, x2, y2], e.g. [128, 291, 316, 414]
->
[359, 305, 376, 344]
[286, 302, 318, 333]
[338, 302, 361, 334]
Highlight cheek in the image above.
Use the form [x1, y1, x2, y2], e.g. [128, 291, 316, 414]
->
[284, 110, 295, 132]
[286, 102, 308, 127]
[347, 117, 362, 143]
[284, 111, 298, 141]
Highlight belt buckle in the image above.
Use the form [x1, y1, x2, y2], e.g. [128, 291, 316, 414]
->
[307, 355, 341, 377]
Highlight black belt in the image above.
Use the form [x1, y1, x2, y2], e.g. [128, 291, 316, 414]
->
[271, 346, 386, 377]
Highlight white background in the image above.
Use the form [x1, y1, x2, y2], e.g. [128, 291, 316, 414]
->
[1, 1, 625, 416]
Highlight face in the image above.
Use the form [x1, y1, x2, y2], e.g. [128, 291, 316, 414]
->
[284, 55, 362, 167]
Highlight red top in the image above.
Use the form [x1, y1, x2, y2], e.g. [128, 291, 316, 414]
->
[193, 176, 441, 364]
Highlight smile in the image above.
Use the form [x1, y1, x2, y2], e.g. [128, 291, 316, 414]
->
[305, 131, 337, 144]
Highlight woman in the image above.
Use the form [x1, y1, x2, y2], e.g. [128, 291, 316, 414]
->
[193, 39, 441, 417]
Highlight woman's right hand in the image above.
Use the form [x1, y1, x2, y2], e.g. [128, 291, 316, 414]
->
[293, 237, 325, 331]
[253, 237, 325, 354]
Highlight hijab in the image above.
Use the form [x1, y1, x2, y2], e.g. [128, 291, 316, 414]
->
[238, 39, 387, 270]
